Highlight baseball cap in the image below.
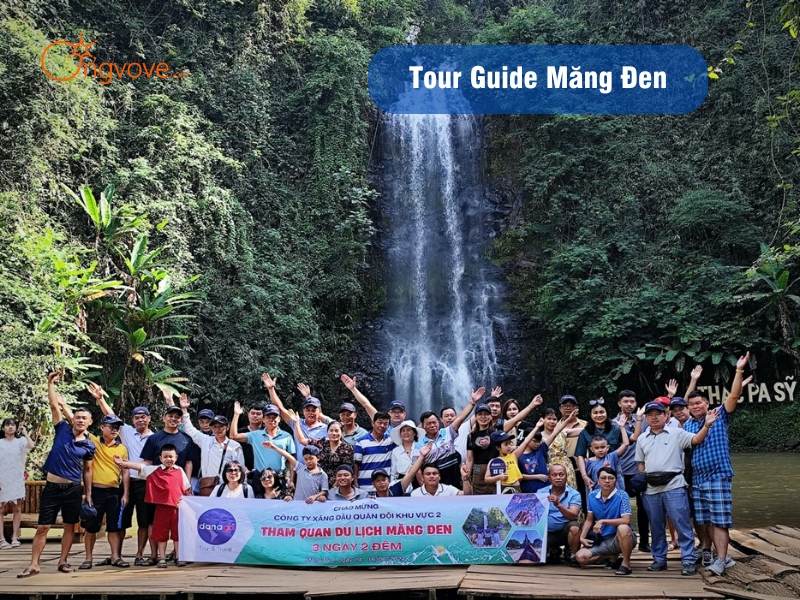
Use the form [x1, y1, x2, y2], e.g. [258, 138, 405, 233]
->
[654, 396, 671, 406]
[211, 415, 229, 426]
[163, 405, 183, 415]
[79, 502, 97, 528]
[302, 445, 320, 456]
[338, 402, 357, 413]
[337, 464, 355, 475]
[644, 401, 668, 413]
[100, 414, 123, 426]
[371, 469, 389, 480]
[669, 397, 688, 408]
[490, 431, 513, 444]
[198, 409, 215, 420]
[302, 397, 321, 409]
[474, 403, 491, 414]
[559, 394, 578, 405]
[388, 401, 406, 411]
[263, 404, 280, 416]
[132, 406, 150, 416]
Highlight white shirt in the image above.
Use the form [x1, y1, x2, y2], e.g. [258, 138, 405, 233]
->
[119, 424, 154, 478]
[411, 483, 460, 497]
[212, 483, 252, 499]
[181, 415, 242, 478]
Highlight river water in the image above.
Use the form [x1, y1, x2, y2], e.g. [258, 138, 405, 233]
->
[731, 452, 800, 528]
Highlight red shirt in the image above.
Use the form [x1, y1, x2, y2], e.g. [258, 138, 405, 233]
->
[143, 465, 187, 506]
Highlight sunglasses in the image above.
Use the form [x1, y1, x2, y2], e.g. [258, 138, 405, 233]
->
[260, 474, 274, 481]
[226, 469, 241, 474]
[589, 398, 605, 406]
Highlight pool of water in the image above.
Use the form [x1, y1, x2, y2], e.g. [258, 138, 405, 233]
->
[731, 452, 800, 529]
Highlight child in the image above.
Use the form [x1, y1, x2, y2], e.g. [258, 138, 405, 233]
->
[263, 441, 328, 503]
[484, 431, 522, 493]
[115, 444, 191, 568]
[582, 434, 629, 492]
[517, 413, 577, 494]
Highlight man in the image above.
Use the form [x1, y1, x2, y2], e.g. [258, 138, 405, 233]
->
[575, 467, 636, 576]
[196, 409, 216, 435]
[90, 385, 154, 566]
[410, 462, 472, 496]
[234, 403, 264, 470]
[440, 407, 457, 428]
[353, 412, 396, 493]
[81, 413, 130, 569]
[387, 401, 407, 431]
[140, 406, 196, 476]
[328, 465, 370, 501]
[338, 401, 368, 446]
[372, 442, 433, 497]
[231, 401, 294, 472]
[635, 400, 718, 576]
[612, 389, 649, 552]
[542, 464, 582, 565]
[179, 394, 242, 495]
[415, 388, 483, 488]
[684, 352, 750, 575]
[262, 373, 327, 459]
[340, 373, 378, 422]
[486, 395, 503, 429]
[18, 372, 96, 578]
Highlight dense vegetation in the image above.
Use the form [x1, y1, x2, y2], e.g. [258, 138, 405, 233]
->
[2, 0, 800, 463]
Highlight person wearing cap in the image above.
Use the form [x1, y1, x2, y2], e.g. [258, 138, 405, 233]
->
[328, 465, 370, 501]
[178, 394, 242, 496]
[18, 373, 96, 578]
[373, 442, 434, 497]
[636, 399, 719, 576]
[557, 395, 587, 458]
[263, 441, 328, 503]
[262, 374, 328, 460]
[340, 373, 379, 423]
[414, 388, 486, 489]
[684, 354, 751, 576]
[196, 409, 216, 435]
[484, 430, 523, 492]
[81, 411, 130, 569]
[89, 383, 155, 566]
[231, 401, 295, 473]
[410, 461, 472, 497]
[337, 401, 369, 446]
[387, 401, 407, 431]
[353, 411, 396, 493]
[290, 412, 355, 487]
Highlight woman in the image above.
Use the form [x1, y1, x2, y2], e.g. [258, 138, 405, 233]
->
[466, 403, 496, 495]
[541, 408, 581, 488]
[212, 461, 255, 499]
[389, 420, 425, 492]
[292, 414, 354, 487]
[502, 399, 534, 441]
[254, 467, 293, 500]
[0, 418, 34, 548]
[574, 400, 629, 491]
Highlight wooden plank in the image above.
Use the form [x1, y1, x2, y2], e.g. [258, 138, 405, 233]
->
[704, 586, 799, 600]
[750, 558, 800, 577]
[729, 530, 800, 566]
[753, 528, 800, 551]
[772, 526, 800, 541]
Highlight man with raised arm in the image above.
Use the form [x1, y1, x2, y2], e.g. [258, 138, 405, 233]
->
[89, 383, 154, 566]
[684, 352, 750, 576]
[340, 373, 378, 418]
[410, 462, 473, 497]
[262, 373, 327, 459]
[338, 400, 369, 446]
[353, 412, 396, 493]
[18, 373, 96, 578]
[231, 400, 294, 473]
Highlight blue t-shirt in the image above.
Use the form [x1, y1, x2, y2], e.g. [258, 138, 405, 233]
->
[587, 487, 632, 539]
[140, 429, 197, 469]
[585, 453, 625, 491]
[542, 484, 582, 531]
[246, 429, 295, 471]
[518, 442, 549, 493]
[42, 420, 96, 482]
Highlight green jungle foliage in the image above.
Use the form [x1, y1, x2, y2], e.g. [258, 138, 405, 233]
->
[2, 0, 800, 465]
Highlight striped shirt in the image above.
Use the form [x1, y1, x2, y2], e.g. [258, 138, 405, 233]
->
[683, 405, 733, 484]
[353, 433, 396, 492]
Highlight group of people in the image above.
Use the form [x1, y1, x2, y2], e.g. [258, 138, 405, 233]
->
[1, 353, 751, 579]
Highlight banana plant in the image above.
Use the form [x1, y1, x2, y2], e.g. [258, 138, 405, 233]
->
[63, 184, 146, 248]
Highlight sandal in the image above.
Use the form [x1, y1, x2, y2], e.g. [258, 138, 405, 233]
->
[165, 551, 175, 561]
[17, 567, 40, 578]
[95, 557, 112, 566]
[78, 560, 93, 570]
[112, 558, 130, 568]
[157, 558, 168, 569]
[174, 559, 187, 567]
[133, 557, 148, 566]
[59, 562, 75, 573]
[615, 565, 633, 576]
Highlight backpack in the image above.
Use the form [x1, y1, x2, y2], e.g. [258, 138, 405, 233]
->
[215, 483, 251, 498]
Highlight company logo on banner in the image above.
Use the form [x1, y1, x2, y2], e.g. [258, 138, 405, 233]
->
[179, 494, 549, 567]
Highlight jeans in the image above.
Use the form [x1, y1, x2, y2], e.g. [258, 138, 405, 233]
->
[642, 487, 696, 564]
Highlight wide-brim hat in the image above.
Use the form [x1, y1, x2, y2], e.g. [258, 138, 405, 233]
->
[390, 420, 426, 446]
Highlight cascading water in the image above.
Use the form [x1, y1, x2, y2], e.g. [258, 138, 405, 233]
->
[378, 112, 504, 420]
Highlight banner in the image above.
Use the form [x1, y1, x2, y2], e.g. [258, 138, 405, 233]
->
[179, 493, 549, 567]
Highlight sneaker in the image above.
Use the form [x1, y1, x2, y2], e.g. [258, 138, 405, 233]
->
[681, 562, 697, 576]
[723, 556, 735, 569]
[706, 558, 726, 576]
[647, 561, 668, 572]
[568, 556, 581, 568]
[697, 547, 713, 566]
[10, 538, 21, 548]
[0, 539, 11, 550]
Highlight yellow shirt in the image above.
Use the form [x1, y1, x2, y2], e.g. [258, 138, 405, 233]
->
[88, 433, 128, 487]
[501, 453, 523, 485]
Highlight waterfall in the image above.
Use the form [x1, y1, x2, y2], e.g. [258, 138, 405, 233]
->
[379, 113, 502, 420]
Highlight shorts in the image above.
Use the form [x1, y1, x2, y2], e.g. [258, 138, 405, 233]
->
[589, 529, 636, 557]
[38, 481, 82, 525]
[84, 486, 124, 534]
[122, 479, 149, 529]
[547, 520, 580, 550]
[150, 505, 179, 543]
[693, 477, 732, 529]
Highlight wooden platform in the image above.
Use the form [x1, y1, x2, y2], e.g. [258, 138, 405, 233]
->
[1, 526, 800, 599]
